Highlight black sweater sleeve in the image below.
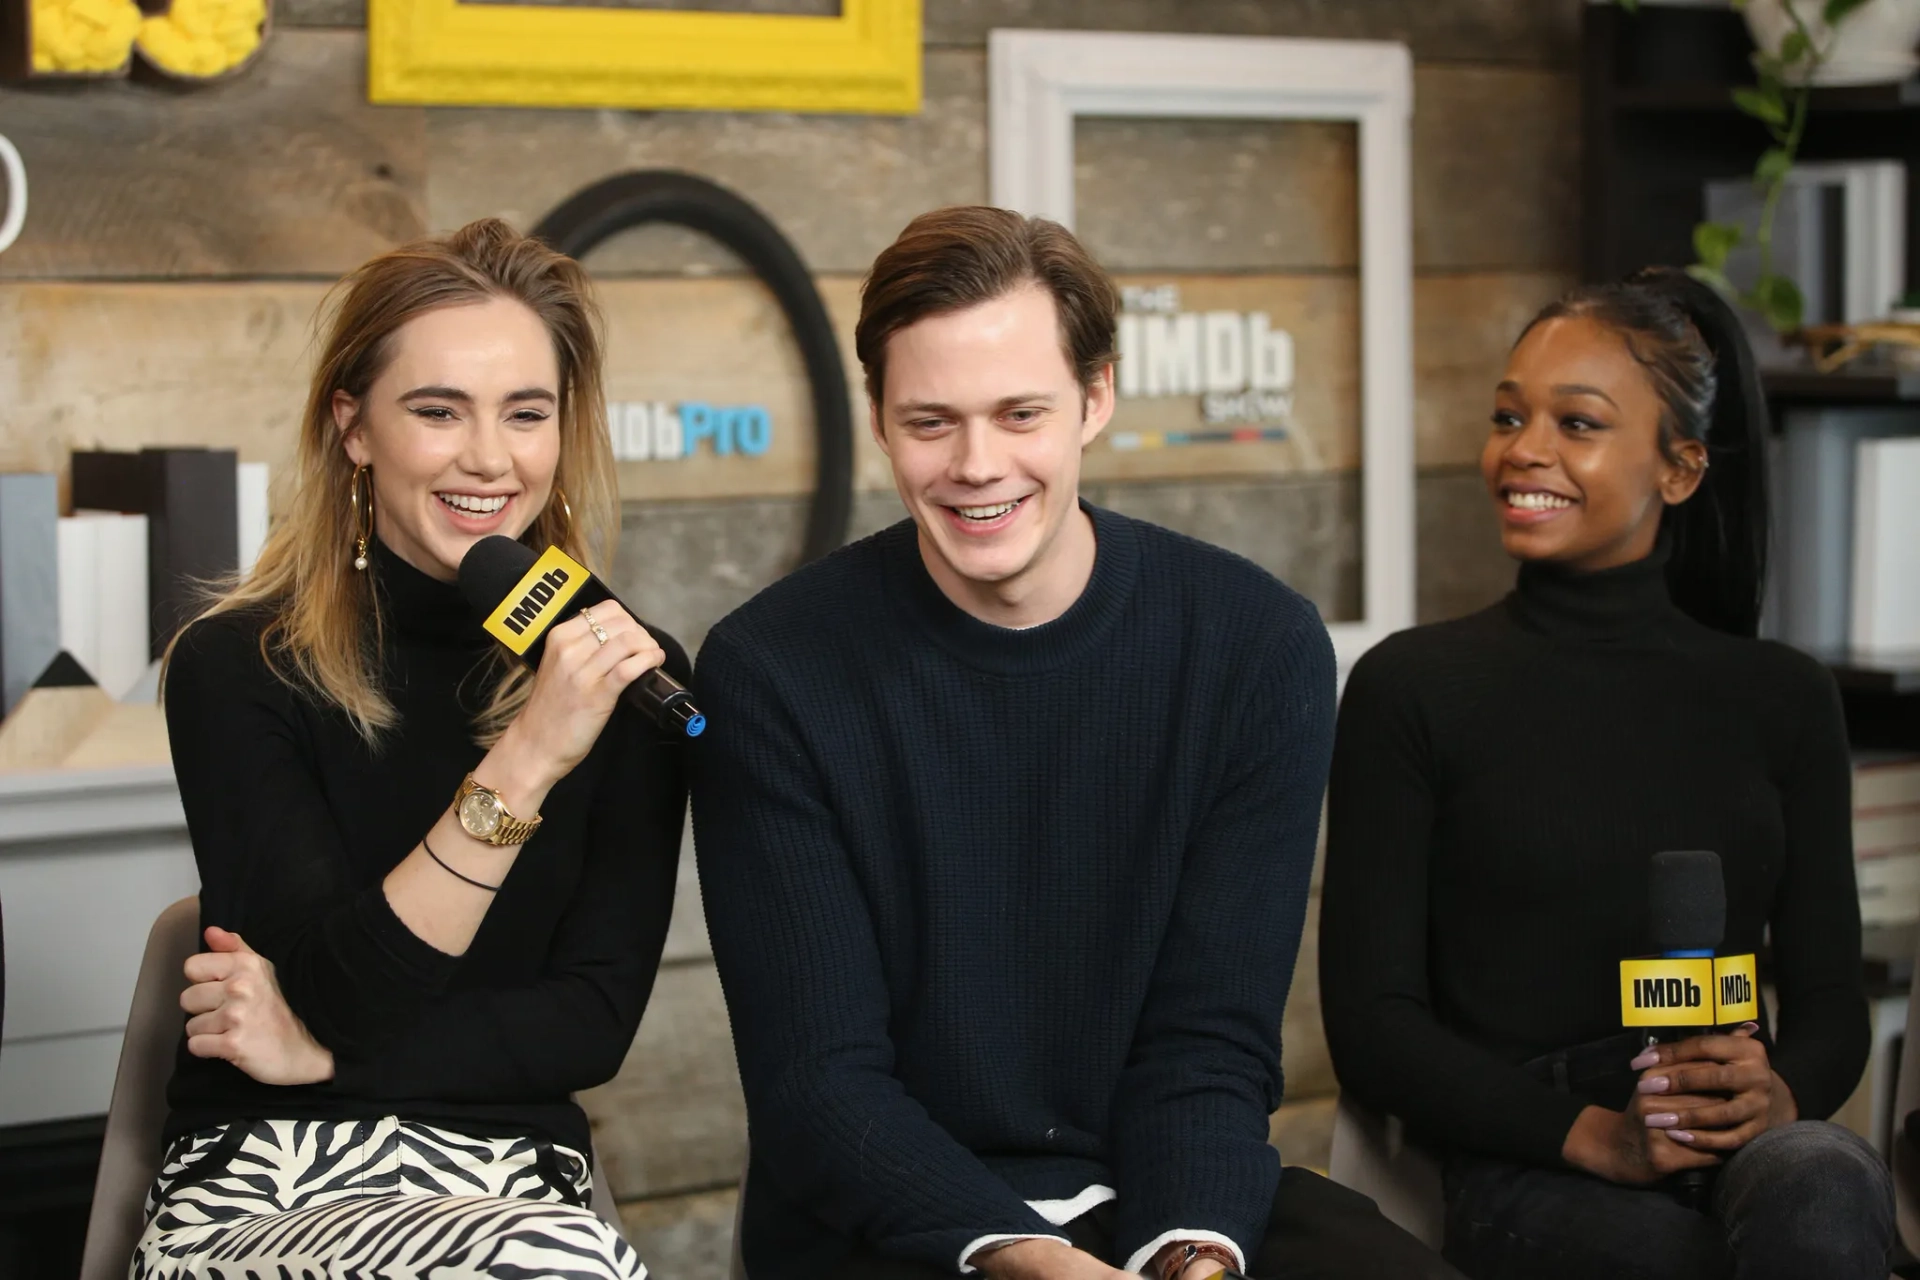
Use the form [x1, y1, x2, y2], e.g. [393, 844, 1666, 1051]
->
[1320, 643, 1590, 1166]
[1107, 612, 1335, 1268]
[691, 628, 1062, 1272]
[165, 617, 459, 1056]
[1766, 662, 1871, 1120]
[330, 704, 685, 1101]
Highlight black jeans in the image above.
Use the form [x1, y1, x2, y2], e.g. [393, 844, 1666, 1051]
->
[839, 1167, 1465, 1280]
[1441, 1032, 1894, 1280]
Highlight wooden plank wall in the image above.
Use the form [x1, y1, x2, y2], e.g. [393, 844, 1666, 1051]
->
[0, 4, 1585, 1272]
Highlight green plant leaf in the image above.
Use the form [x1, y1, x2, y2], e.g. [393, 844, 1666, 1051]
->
[1616, 0, 1638, 10]
[1754, 273, 1806, 333]
[1824, 0, 1873, 26]
[1754, 146, 1793, 186]
[1780, 30, 1810, 64]
[1688, 265, 1739, 299]
[1693, 220, 1743, 270]
[1733, 85, 1788, 125]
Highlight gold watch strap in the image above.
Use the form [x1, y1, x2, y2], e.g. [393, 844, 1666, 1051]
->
[456, 774, 543, 846]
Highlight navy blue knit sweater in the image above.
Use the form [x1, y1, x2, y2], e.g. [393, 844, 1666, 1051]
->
[691, 504, 1337, 1277]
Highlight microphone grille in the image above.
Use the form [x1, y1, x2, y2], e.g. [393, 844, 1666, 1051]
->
[1647, 850, 1725, 953]
[457, 535, 538, 617]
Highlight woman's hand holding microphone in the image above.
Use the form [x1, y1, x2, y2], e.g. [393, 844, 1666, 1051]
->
[483, 602, 667, 812]
[1562, 1024, 1797, 1185]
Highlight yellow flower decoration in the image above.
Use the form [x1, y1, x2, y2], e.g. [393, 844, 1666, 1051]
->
[136, 0, 265, 77]
[30, 0, 141, 73]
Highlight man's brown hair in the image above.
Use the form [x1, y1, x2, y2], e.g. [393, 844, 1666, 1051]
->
[855, 206, 1120, 406]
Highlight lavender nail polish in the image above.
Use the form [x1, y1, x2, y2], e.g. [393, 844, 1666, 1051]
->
[1637, 1076, 1670, 1094]
[1667, 1131, 1695, 1144]
[1630, 1049, 1660, 1071]
[1645, 1113, 1679, 1128]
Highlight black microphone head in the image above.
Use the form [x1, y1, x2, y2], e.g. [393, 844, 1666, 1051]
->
[1648, 850, 1725, 953]
[457, 535, 538, 617]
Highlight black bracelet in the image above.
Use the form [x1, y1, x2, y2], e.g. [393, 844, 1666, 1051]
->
[422, 836, 500, 892]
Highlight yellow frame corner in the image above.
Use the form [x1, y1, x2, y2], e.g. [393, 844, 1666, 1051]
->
[368, 0, 921, 115]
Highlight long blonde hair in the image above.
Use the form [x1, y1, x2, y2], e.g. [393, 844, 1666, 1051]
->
[168, 218, 619, 743]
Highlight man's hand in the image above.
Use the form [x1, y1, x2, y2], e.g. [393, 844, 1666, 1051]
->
[181, 926, 334, 1086]
[971, 1239, 1132, 1280]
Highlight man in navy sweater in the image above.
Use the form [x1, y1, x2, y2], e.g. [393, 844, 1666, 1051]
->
[692, 208, 1459, 1280]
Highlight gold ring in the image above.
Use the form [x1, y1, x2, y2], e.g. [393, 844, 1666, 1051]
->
[580, 607, 609, 646]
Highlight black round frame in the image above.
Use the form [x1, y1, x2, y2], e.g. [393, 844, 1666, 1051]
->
[533, 170, 853, 565]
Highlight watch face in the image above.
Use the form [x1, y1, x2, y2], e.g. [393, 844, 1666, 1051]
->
[459, 789, 502, 837]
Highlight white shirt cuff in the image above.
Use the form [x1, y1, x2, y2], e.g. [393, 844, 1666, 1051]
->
[1124, 1228, 1247, 1278]
[958, 1232, 1072, 1274]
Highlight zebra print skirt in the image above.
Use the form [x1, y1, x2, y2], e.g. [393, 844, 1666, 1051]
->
[133, 1116, 647, 1279]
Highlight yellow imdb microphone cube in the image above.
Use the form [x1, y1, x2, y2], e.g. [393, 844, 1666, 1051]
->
[1619, 954, 1759, 1029]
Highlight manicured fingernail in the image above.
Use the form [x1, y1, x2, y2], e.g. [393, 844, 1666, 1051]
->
[1666, 1130, 1695, 1144]
[1630, 1049, 1660, 1070]
[1638, 1076, 1670, 1094]
[1645, 1113, 1679, 1128]
[1739, 1022, 1759, 1034]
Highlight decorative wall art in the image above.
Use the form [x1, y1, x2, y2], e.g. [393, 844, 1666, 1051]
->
[534, 170, 854, 566]
[990, 29, 1416, 672]
[370, 0, 920, 115]
[1, 0, 268, 81]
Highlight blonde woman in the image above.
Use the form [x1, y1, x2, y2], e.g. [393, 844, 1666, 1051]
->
[138, 220, 683, 1279]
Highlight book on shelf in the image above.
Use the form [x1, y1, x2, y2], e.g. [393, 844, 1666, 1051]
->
[1851, 436, 1920, 659]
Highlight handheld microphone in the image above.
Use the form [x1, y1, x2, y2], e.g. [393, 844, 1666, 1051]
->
[458, 536, 706, 738]
[1622, 851, 1758, 1207]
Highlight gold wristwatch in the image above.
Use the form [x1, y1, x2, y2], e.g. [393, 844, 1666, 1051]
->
[453, 774, 542, 846]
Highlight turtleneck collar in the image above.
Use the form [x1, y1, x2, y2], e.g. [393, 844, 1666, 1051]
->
[369, 538, 487, 650]
[884, 501, 1140, 676]
[1508, 541, 1680, 642]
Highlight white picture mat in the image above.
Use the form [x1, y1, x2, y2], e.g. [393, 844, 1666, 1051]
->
[988, 30, 1417, 674]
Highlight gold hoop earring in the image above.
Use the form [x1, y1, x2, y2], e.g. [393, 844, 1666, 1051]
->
[349, 465, 373, 571]
[551, 485, 573, 543]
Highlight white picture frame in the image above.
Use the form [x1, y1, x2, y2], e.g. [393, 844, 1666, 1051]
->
[990, 30, 1416, 675]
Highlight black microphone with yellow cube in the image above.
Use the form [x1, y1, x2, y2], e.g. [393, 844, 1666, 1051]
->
[459, 536, 705, 738]
[1625, 850, 1755, 1211]
[1621, 849, 1757, 1031]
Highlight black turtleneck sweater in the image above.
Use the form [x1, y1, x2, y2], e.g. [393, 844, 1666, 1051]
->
[692, 505, 1337, 1278]
[1320, 549, 1868, 1168]
[160, 540, 688, 1156]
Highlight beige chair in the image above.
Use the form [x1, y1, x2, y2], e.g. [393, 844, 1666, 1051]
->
[79, 896, 627, 1280]
[1892, 933, 1920, 1258]
[729, 1166, 747, 1280]
[1326, 1093, 1446, 1250]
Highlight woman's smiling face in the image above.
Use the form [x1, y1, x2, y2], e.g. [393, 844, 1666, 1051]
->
[1483, 314, 1705, 573]
[336, 296, 563, 582]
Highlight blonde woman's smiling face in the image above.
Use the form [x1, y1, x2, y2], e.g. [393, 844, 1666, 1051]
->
[337, 296, 562, 582]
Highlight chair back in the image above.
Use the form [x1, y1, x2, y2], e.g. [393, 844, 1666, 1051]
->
[79, 894, 200, 1280]
[79, 894, 630, 1276]
[1327, 1093, 1446, 1249]
[1892, 934, 1920, 1256]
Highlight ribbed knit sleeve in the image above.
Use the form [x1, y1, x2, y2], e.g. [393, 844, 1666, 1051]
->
[165, 616, 459, 1057]
[1105, 609, 1335, 1269]
[1320, 640, 1590, 1167]
[1766, 660, 1870, 1120]
[691, 628, 1062, 1272]
[329, 697, 685, 1103]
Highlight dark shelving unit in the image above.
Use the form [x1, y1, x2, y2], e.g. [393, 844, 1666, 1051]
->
[1583, 4, 1920, 754]
[1582, 4, 1920, 300]
[1761, 365, 1920, 404]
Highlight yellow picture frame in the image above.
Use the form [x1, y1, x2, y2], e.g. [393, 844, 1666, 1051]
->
[368, 0, 921, 114]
